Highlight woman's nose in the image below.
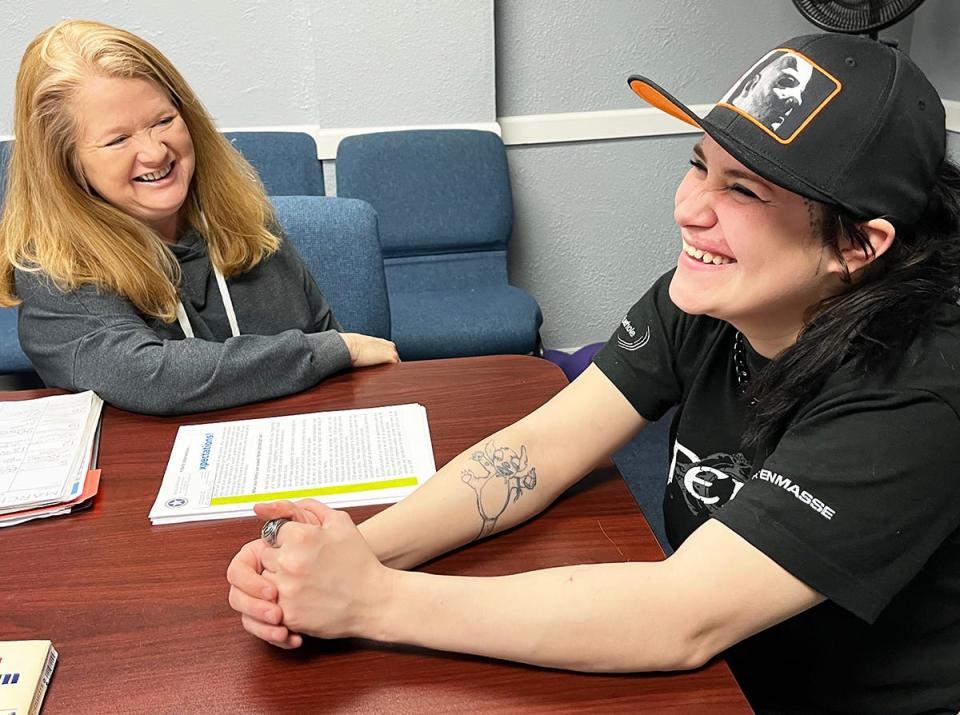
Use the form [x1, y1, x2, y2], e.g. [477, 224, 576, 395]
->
[135, 133, 168, 165]
[674, 180, 716, 229]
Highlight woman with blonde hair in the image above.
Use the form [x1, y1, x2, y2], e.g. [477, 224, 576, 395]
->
[0, 20, 397, 414]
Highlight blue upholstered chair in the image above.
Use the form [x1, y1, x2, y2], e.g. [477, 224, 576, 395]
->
[0, 140, 11, 199]
[0, 140, 40, 386]
[271, 196, 390, 339]
[335, 129, 542, 360]
[613, 411, 674, 553]
[0, 308, 34, 374]
[225, 131, 325, 196]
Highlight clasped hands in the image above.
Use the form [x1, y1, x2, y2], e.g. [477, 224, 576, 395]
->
[226, 499, 391, 649]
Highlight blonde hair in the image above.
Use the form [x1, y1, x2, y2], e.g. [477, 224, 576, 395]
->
[0, 19, 280, 321]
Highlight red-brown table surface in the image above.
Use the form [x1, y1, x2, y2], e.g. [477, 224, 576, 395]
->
[3, 355, 749, 713]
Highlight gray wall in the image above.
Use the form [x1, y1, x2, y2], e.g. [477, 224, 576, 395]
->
[0, 1, 494, 133]
[498, 0, 917, 349]
[910, 0, 960, 101]
[910, 2, 960, 163]
[497, 0, 847, 115]
[506, 135, 687, 347]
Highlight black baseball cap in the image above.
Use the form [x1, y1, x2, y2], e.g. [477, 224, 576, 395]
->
[628, 33, 945, 225]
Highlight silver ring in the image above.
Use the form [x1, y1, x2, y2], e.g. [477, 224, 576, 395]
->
[261, 518, 290, 548]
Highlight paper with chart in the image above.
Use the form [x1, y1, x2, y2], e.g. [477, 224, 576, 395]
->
[149, 403, 436, 524]
[0, 391, 103, 514]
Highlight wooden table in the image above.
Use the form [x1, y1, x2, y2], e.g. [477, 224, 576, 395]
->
[3, 356, 749, 713]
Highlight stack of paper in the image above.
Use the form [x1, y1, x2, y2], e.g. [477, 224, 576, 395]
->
[0, 640, 58, 715]
[149, 403, 436, 525]
[0, 391, 103, 528]
[0, 641, 57, 715]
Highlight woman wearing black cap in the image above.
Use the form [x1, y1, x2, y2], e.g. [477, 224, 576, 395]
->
[227, 33, 960, 713]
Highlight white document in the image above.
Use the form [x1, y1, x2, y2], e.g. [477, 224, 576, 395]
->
[0, 391, 103, 514]
[149, 403, 436, 524]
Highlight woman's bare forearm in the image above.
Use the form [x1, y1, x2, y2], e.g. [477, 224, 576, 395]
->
[367, 561, 704, 672]
[358, 367, 647, 570]
[359, 417, 571, 570]
[352, 521, 823, 673]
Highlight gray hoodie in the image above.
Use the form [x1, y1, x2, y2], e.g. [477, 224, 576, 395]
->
[15, 231, 350, 415]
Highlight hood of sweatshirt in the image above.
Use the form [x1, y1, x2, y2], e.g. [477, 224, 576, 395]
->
[168, 229, 222, 327]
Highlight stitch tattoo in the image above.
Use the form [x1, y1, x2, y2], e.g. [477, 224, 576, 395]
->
[460, 441, 538, 540]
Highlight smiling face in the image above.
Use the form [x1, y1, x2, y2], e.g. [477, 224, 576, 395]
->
[669, 136, 847, 353]
[71, 75, 195, 242]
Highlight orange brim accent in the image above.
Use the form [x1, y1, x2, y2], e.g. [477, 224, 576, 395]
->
[628, 79, 700, 128]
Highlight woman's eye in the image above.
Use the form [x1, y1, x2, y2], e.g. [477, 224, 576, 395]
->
[156, 116, 174, 127]
[689, 159, 706, 172]
[106, 136, 128, 147]
[730, 184, 760, 200]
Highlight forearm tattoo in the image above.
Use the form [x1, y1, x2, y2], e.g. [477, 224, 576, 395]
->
[460, 441, 538, 540]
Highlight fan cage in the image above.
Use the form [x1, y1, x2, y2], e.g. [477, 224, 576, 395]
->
[792, 0, 926, 34]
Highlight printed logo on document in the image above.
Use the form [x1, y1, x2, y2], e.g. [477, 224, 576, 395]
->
[165, 497, 188, 508]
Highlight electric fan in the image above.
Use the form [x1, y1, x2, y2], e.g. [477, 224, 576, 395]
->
[792, 0, 927, 38]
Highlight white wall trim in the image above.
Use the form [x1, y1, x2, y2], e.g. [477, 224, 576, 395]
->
[3, 99, 956, 156]
[943, 100, 960, 133]
[500, 99, 960, 147]
[548, 344, 599, 354]
[220, 107, 708, 159]
[499, 105, 711, 146]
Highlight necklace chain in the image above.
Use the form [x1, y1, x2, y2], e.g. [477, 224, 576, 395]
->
[733, 331, 751, 395]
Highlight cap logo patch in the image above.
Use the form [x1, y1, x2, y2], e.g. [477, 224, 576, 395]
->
[718, 48, 841, 144]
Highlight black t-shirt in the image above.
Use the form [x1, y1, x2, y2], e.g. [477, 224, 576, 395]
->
[594, 271, 960, 714]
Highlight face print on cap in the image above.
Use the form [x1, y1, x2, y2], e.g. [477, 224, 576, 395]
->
[720, 48, 841, 143]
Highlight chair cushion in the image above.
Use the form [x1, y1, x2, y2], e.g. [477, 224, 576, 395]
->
[225, 132, 325, 196]
[613, 410, 675, 553]
[336, 130, 511, 257]
[389, 286, 542, 360]
[383, 251, 508, 291]
[0, 140, 11, 202]
[270, 196, 390, 339]
[0, 307, 36, 373]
